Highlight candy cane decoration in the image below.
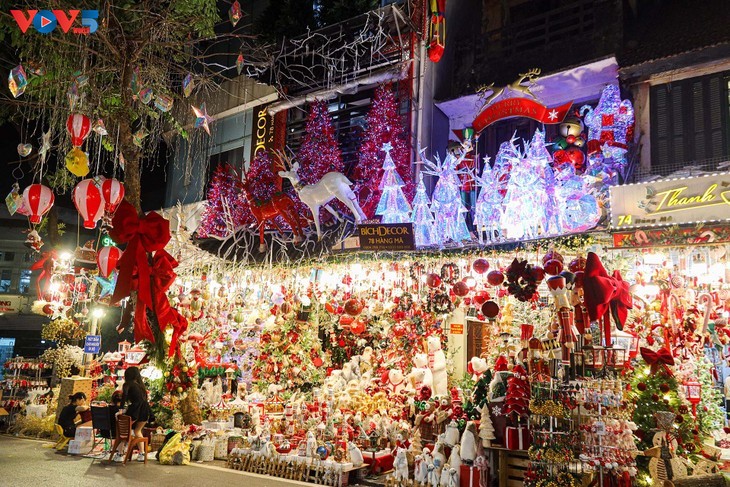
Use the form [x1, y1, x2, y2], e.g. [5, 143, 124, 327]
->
[698, 292, 714, 334]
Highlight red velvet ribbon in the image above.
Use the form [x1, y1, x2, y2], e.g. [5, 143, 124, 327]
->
[584, 252, 633, 346]
[151, 250, 188, 357]
[640, 346, 674, 376]
[30, 250, 57, 297]
[109, 201, 171, 344]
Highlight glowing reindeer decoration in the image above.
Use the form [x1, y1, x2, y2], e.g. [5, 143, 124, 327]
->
[276, 151, 366, 240]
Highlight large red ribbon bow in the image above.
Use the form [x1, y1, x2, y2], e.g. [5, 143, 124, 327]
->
[151, 250, 188, 358]
[30, 250, 57, 297]
[110, 201, 171, 345]
[583, 252, 633, 345]
[640, 346, 674, 376]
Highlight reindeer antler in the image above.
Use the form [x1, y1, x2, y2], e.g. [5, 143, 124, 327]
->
[520, 68, 541, 79]
[273, 149, 293, 170]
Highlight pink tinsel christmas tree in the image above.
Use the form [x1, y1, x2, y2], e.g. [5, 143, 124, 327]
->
[197, 163, 253, 239]
[297, 100, 343, 185]
[244, 150, 279, 205]
[352, 84, 413, 218]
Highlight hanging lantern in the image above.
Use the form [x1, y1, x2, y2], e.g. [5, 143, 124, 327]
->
[22, 184, 54, 224]
[684, 378, 702, 416]
[101, 178, 125, 213]
[97, 245, 123, 278]
[73, 179, 104, 229]
[66, 113, 91, 147]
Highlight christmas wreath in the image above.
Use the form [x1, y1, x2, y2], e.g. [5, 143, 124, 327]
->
[164, 361, 196, 398]
[505, 258, 540, 302]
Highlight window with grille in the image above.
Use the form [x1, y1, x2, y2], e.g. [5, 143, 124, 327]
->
[650, 71, 730, 173]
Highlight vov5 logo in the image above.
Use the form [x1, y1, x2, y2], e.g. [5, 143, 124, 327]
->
[11, 10, 99, 34]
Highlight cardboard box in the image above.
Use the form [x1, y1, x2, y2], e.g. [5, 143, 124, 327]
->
[74, 426, 93, 442]
[68, 439, 92, 455]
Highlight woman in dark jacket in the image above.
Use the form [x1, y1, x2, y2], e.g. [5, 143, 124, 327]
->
[121, 367, 152, 438]
[57, 392, 89, 438]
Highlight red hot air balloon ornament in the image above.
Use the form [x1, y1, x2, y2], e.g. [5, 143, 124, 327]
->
[22, 184, 54, 224]
[73, 179, 104, 229]
[65, 113, 91, 177]
[101, 178, 125, 213]
[97, 246, 123, 278]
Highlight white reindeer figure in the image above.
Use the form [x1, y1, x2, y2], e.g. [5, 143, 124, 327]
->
[277, 151, 366, 240]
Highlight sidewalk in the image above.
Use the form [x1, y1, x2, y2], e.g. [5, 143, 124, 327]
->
[0, 435, 315, 486]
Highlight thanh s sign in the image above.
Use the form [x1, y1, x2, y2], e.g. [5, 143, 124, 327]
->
[11, 10, 99, 34]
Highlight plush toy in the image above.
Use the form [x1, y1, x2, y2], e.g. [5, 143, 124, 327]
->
[440, 462, 451, 486]
[448, 444, 462, 471]
[444, 419, 461, 446]
[460, 421, 478, 463]
[467, 356, 488, 381]
[427, 335, 448, 397]
[394, 446, 409, 482]
[412, 353, 434, 391]
[427, 463, 440, 486]
[348, 441, 364, 467]
[414, 454, 426, 483]
[382, 369, 406, 395]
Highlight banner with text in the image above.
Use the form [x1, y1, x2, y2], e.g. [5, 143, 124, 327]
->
[358, 223, 415, 251]
[610, 173, 730, 229]
[473, 98, 572, 133]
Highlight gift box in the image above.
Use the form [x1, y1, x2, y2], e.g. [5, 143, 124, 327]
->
[505, 426, 530, 450]
[74, 426, 93, 442]
[68, 439, 92, 455]
[460, 464, 480, 487]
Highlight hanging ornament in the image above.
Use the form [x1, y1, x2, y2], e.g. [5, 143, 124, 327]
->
[38, 131, 52, 164]
[101, 178, 125, 213]
[236, 53, 244, 75]
[6, 183, 23, 216]
[154, 94, 174, 112]
[22, 184, 54, 224]
[92, 119, 108, 136]
[17, 144, 32, 157]
[344, 299, 364, 316]
[481, 300, 500, 318]
[65, 147, 90, 177]
[229, 0, 242, 26]
[452, 281, 469, 297]
[72, 179, 104, 229]
[133, 128, 149, 147]
[27, 61, 45, 76]
[97, 246, 122, 278]
[139, 87, 154, 105]
[8, 65, 28, 98]
[486, 270, 504, 286]
[472, 258, 490, 274]
[426, 273, 442, 288]
[183, 73, 194, 98]
[440, 263, 460, 284]
[66, 113, 91, 147]
[473, 290, 489, 305]
[350, 319, 366, 335]
[192, 102, 213, 135]
[67, 81, 79, 109]
[130, 66, 141, 97]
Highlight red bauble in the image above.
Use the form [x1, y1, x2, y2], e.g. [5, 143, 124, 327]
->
[339, 315, 354, 327]
[472, 258, 490, 275]
[530, 266, 546, 282]
[42, 304, 53, 315]
[568, 257, 587, 272]
[651, 394, 659, 402]
[344, 298, 364, 316]
[675, 415, 684, 424]
[452, 281, 469, 297]
[350, 319, 366, 335]
[312, 357, 324, 367]
[280, 302, 292, 314]
[426, 273, 442, 288]
[637, 382, 647, 391]
[543, 259, 563, 276]
[473, 291, 489, 305]
[481, 300, 500, 318]
[659, 383, 670, 393]
[542, 250, 564, 266]
[486, 270, 504, 286]
[325, 302, 337, 314]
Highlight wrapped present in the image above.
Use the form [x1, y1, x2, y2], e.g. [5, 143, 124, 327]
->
[505, 426, 530, 450]
[460, 464, 480, 487]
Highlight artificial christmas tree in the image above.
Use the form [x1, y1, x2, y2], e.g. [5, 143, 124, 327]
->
[504, 364, 530, 421]
[197, 163, 251, 239]
[297, 100, 343, 185]
[243, 149, 279, 206]
[375, 142, 412, 224]
[422, 148, 472, 245]
[472, 370, 491, 411]
[352, 84, 413, 218]
[479, 405, 496, 447]
[410, 172, 437, 247]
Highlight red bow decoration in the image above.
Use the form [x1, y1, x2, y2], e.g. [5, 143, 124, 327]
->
[30, 250, 57, 297]
[110, 201, 171, 345]
[640, 347, 674, 376]
[583, 252, 632, 345]
[151, 250, 188, 358]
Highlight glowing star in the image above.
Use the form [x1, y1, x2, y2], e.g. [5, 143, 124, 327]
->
[95, 272, 117, 299]
[547, 109, 559, 121]
[381, 141, 393, 152]
[192, 102, 213, 135]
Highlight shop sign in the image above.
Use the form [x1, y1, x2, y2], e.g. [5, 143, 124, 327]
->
[472, 98, 572, 133]
[610, 173, 730, 229]
[450, 323, 464, 335]
[358, 223, 415, 251]
[612, 223, 730, 249]
[0, 296, 24, 314]
[251, 103, 277, 160]
[83, 335, 101, 354]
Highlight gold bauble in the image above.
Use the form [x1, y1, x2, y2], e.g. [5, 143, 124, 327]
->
[182, 366, 189, 373]
[164, 371, 170, 377]
[176, 386, 183, 393]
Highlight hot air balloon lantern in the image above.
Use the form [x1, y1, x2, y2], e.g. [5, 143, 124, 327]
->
[97, 246, 123, 278]
[101, 178, 125, 213]
[65, 113, 91, 177]
[22, 184, 54, 224]
[73, 179, 104, 229]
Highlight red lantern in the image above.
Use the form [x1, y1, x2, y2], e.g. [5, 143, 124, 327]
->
[22, 184, 54, 224]
[72, 179, 104, 229]
[350, 319, 366, 335]
[426, 273, 442, 288]
[486, 270, 504, 286]
[568, 257, 587, 272]
[66, 113, 91, 147]
[344, 298, 364, 316]
[101, 178, 125, 213]
[481, 300, 500, 319]
[684, 379, 702, 416]
[452, 281, 469, 297]
[472, 258, 490, 275]
[97, 246, 123, 278]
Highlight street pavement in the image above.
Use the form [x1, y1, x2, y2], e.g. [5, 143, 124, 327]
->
[0, 435, 318, 486]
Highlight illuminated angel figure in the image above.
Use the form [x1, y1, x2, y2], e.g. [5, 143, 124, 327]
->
[421, 141, 473, 245]
[473, 157, 504, 244]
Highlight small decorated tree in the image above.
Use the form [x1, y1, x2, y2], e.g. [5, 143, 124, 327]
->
[479, 405, 496, 447]
[375, 143, 412, 224]
[472, 370, 492, 411]
[197, 163, 251, 239]
[409, 428, 423, 455]
[297, 100, 343, 185]
[503, 364, 530, 423]
[410, 172, 437, 246]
